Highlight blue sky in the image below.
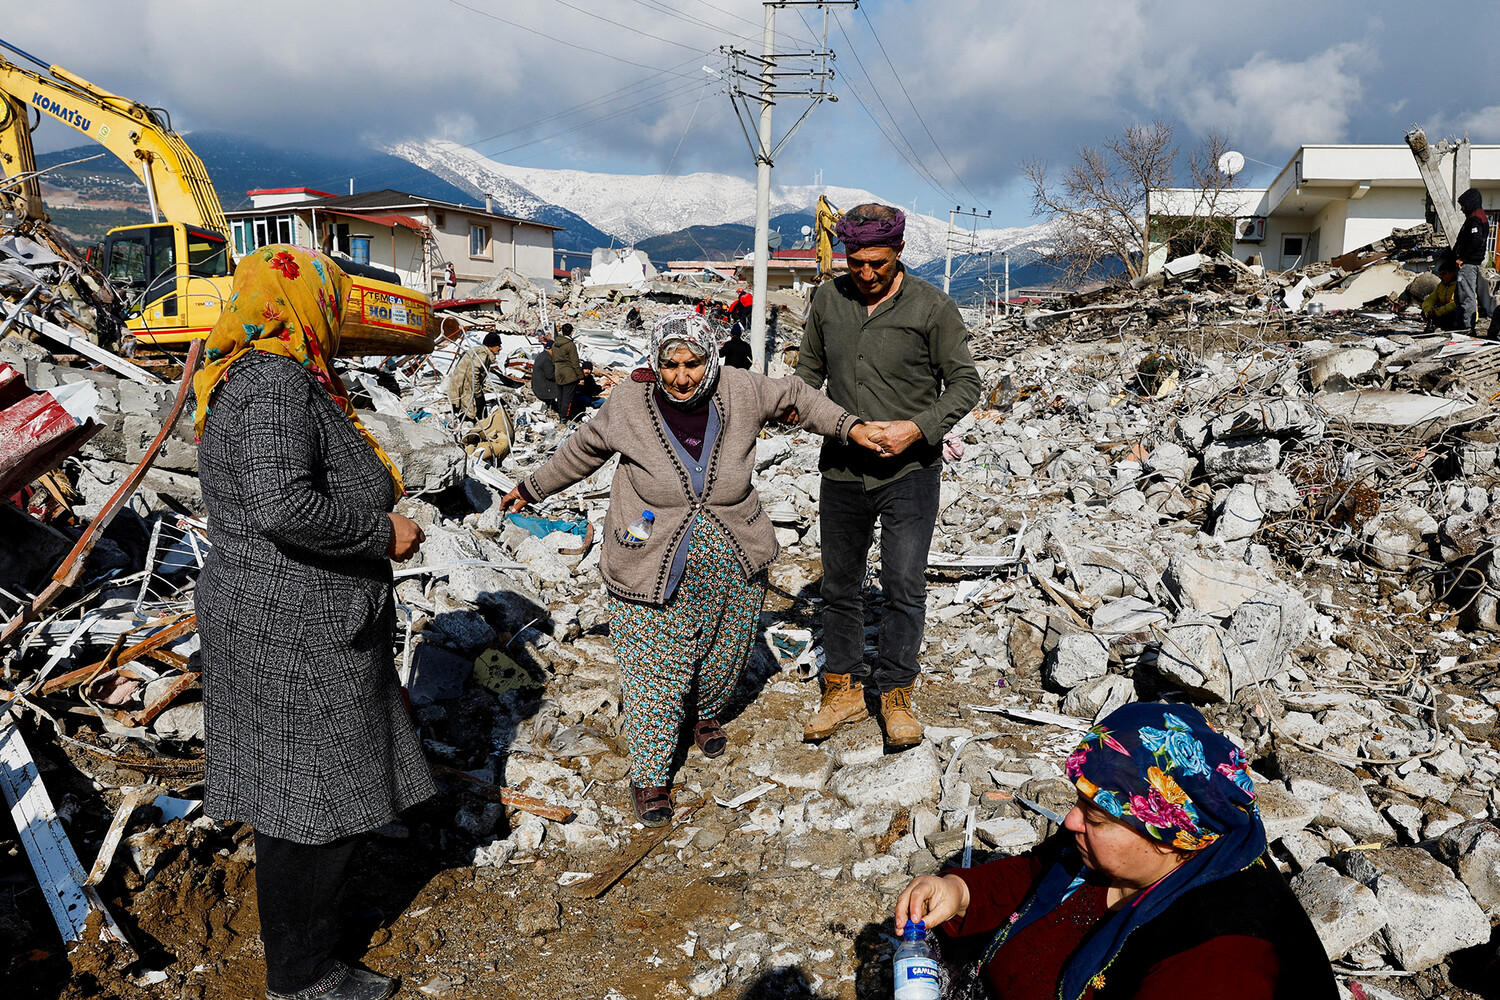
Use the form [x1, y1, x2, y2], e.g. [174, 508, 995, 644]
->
[11, 1, 1500, 226]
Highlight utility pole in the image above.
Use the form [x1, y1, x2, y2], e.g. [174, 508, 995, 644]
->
[1002, 250, 1010, 316]
[943, 206, 992, 297]
[723, 1, 857, 372]
[943, 207, 956, 296]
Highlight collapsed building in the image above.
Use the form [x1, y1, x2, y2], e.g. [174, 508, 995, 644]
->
[2, 205, 1500, 1000]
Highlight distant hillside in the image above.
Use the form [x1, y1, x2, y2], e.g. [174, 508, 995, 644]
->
[32, 132, 594, 250]
[637, 224, 754, 265]
[635, 213, 823, 270]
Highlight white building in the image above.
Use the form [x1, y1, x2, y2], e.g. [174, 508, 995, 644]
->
[225, 187, 561, 296]
[1153, 144, 1500, 273]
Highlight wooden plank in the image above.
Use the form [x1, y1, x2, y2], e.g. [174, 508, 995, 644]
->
[430, 764, 576, 822]
[0, 300, 161, 386]
[129, 671, 199, 727]
[35, 614, 197, 696]
[0, 715, 133, 954]
[568, 797, 705, 900]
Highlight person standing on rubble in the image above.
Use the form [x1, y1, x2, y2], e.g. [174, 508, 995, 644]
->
[498, 311, 884, 827]
[1454, 188, 1492, 334]
[721, 322, 753, 369]
[194, 245, 432, 1000]
[446, 331, 502, 421]
[552, 322, 584, 419]
[795, 203, 981, 748]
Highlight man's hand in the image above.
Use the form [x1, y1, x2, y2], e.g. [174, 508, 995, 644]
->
[894, 874, 970, 931]
[867, 419, 923, 457]
[778, 407, 801, 426]
[386, 513, 426, 562]
[500, 486, 529, 513]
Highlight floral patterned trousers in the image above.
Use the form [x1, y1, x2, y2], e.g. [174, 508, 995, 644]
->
[608, 519, 766, 786]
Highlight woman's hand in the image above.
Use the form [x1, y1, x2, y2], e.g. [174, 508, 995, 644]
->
[500, 486, 529, 513]
[387, 513, 426, 561]
[894, 874, 971, 931]
[848, 421, 884, 453]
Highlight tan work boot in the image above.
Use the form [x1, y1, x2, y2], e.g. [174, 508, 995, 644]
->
[803, 673, 869, 741]
[880, 686, 924, 747]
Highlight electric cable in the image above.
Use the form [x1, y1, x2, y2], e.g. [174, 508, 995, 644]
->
[858, 5, 988, 210]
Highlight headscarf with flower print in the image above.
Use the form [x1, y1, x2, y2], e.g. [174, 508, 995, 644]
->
[192, 245, 404, 494]
[980, 703, 1268, 1000]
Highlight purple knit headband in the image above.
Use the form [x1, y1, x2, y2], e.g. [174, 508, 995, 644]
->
[835, 211, 906, 249]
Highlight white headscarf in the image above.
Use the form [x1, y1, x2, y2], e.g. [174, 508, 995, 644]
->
[648, 310, 722, 411]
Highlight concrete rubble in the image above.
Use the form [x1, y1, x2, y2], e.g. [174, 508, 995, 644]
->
[2, 214, 1500, 999]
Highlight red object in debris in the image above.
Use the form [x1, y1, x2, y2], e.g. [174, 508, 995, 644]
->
[0, 364, 102, 499]
[432, 297, 504, 311]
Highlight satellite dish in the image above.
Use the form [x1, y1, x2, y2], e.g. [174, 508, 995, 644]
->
[1218, 150, 1246, 177]
[801, 225, 813, 237]
[768, 230, 783, 250]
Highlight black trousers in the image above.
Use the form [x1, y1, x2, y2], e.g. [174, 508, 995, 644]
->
[818, 464, 941, 692]
[255, 831, 358, 995]
[556, 380, 579, 419]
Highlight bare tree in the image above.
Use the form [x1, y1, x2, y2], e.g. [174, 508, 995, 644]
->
[1025, 121, 1240, 284]
[1174, 128, 1239, 257]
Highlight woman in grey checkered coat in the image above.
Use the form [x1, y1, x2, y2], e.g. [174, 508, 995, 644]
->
[194, 246, 433, 1000]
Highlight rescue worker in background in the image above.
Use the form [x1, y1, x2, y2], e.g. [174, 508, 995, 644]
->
[1422, 253, 1461, 331]
[552, 322, 584, 419]
[442, 262, 457, 300]
[720, 322, 752, 369]
[625, 305, 644, 330]
[1454, 188, 1492, 334]
[795, 203, 981, 748]
[732, 285, 752, 327]
[446, 332, 502, 421]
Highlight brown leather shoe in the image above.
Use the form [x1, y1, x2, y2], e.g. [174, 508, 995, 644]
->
[631, 784, 673, 827]
[880, 686, 924, 747]
[803, 672, 869, 741]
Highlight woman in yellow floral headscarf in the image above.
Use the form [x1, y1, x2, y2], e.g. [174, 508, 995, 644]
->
[193, 244, 404, 493]
[194, 244, 431, 1000]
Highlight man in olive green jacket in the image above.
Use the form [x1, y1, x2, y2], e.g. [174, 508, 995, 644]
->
[552, 322, 584, 419]
[796, 202, 981, 747]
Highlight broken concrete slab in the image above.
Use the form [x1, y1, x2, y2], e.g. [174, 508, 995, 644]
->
[1290, 862, 1390, 962]
[1338, 846, 1489, 971]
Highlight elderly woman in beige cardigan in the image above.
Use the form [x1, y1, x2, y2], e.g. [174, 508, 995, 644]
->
[503, 311, 884, 825]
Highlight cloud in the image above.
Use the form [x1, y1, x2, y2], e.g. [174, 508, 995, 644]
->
[2, 1, 1486, 223]
[1180, 42, 1369, 149]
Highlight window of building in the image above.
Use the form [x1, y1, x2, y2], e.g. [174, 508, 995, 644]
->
[232, 214, 294, 255]
[470, 224, 490, 259]
[1279, 234, 1307, 272]
[434, 211, 446, 227]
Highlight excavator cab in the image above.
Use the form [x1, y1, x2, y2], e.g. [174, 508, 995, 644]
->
[103, 222, 233, 347]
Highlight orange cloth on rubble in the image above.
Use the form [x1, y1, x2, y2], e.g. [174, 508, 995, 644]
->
[191, 244, 405, 494]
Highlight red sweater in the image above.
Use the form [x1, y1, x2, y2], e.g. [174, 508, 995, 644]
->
[944, 855, 1280, 1000]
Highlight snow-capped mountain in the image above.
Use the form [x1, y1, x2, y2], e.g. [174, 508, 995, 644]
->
[391, 139, 1050, 268]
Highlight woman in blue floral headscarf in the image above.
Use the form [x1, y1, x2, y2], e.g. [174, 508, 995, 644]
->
[895, 703, 1337, 1000]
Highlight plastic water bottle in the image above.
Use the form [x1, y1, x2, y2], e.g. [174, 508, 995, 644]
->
[624, 510, 655, 542]
[893, 920, 940, 1000]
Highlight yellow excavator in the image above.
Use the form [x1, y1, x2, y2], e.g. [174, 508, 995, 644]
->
[0, 37, 433, 355]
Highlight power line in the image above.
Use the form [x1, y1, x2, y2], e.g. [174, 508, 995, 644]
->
[857, 6, 987, 209]
[542, 0, 708, 54]
[823, 9, 961, 205]
[443, 0, 700, 76]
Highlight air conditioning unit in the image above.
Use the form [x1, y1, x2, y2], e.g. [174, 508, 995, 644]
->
[1236, 217, 1267, 242]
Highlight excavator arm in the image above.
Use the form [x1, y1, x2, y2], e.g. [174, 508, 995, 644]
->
[0, 38, 229, 238]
